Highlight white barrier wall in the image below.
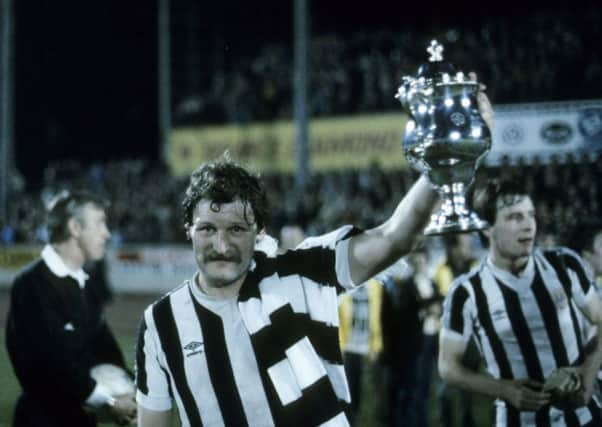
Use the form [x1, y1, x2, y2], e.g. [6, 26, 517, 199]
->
[105, 245, 197, 294]
[0, 245, 197, 294]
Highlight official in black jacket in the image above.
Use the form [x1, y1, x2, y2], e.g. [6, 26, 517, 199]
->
[5, 191, 136, 426]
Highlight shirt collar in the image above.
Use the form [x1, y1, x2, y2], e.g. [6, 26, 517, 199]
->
[486, 254, 534, 291]
[41, 244, 89, 289]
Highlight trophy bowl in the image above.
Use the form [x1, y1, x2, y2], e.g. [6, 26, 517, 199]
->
[396, 40, 491, 235]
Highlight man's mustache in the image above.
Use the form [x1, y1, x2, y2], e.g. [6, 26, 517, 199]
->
[204, 251, 241, 263]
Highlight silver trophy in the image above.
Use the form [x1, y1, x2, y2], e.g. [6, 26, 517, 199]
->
[396, 40, 491, 235]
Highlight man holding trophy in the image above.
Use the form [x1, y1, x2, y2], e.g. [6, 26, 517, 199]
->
[134, 42, 495, 425]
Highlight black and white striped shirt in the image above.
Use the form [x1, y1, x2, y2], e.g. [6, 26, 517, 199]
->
[136, 226, 360, 426]
[441, 247, 601, 426]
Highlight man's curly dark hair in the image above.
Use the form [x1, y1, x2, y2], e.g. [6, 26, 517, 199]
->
[182, 153, 269, 231]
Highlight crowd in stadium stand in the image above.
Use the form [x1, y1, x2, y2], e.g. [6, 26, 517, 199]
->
[2, 156, 600, 248]
[172, 7, 601, 125]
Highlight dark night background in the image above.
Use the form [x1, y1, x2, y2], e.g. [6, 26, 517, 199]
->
[13, 0, 600, 186]
[14, 0, 157, 184]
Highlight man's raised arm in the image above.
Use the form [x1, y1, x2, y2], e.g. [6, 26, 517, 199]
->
[347, 175, 438, 284]
[347, 79, 493, 285]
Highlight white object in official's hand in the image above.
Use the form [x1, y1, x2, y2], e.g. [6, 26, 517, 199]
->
[90, 363, 135, 396]
[89, 364, 137, 424]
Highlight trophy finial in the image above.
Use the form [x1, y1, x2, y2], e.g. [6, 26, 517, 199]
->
[427, 40, 444, 62]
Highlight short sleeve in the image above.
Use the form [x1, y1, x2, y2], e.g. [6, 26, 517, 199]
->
[296, 225, 362, 291]
[566, 251, 598, 308]
[135, 310, 173, 411]
[440, 282, 474, 344]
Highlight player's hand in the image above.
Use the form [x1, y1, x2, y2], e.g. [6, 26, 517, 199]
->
[469, 71, 494, 132]
[499, 378, 550, 411]
[579, 369, 595, 407]
[544, 367, 589, 409]
[573, 365, 596, 407]
[107, 393, 137, 425]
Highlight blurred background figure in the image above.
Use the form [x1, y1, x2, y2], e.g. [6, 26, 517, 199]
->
[381, 249, 439, 427]
[564, 220, 602, 403]
[339, 277, 384, 426]
[413, 247, 443, 427]
[278, 224, 306, 253]
[568, 221, 602, 283]
[537, 231, 558, 249]
[4, 191, 136, 426]
[433, 234, 481, 427]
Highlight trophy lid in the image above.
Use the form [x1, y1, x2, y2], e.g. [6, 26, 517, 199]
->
[416, 40, 456, 79]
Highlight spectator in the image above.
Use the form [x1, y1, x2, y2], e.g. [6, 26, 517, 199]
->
[339, 277, 384, 426]
[381, 250, 429, 427]
[413, 248, 443, 427]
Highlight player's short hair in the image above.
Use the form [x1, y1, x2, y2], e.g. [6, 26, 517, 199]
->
[182, 153, 269, 231]
[472, 177, 530, 226]
[47, 190, 109, 243]
[471, 177, 530, 247]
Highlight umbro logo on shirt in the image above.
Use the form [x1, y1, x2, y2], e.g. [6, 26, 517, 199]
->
[183, 341, 204, 357]
[491, 309, 507, 322]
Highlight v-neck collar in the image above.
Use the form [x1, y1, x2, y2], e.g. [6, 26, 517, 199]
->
[486, 255, 535, 293]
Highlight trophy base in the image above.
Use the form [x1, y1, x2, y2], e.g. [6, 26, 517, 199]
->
[424, 212, 489, 236]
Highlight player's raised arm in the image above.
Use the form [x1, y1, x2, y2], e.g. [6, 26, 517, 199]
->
[347, 175, 438, 284]
[347, 65, 495, 286]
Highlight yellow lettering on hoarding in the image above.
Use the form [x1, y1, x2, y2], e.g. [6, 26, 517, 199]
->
[168, 113, 409, 176]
